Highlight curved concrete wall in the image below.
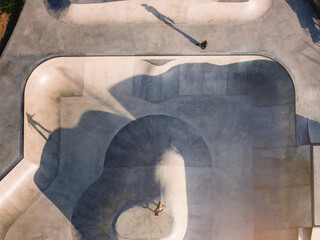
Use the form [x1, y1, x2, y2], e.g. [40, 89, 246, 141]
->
[0, 55, 298, 240]
[72, 115, 198, 239]
[0, 58, 85, 240]
[44, 0, 273, 25]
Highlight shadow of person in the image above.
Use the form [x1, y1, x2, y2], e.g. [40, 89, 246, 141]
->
[286, 0, 320, 45]
[141, 4, 176, 24]
[26, 112, 52, 140]
[141, 4, 202, 47]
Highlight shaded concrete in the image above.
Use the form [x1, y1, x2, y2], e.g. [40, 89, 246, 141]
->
[71, 115, 202, 239]
[308, 118, 320, 143]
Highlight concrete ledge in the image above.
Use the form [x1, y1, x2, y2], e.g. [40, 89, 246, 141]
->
[44, 0, 273, 25]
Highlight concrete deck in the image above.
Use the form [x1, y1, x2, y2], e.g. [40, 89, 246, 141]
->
[0, 0, 319, 239]
[44, 0, 273, 25]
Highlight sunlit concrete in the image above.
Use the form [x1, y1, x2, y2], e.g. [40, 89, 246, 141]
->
[1, 0, 320, 239]
[44, 0, 273, 25]
[311, 227, 320, 240]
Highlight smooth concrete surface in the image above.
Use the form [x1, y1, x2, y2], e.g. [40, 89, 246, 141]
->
[44, 0, 273, 25]
[253, 146, 312, 239]
[311, 227, 320, 240]
[308, 119, 320, 144]
[314, 145, 320, 226]
[115, 206, 173, 239]
[0, 56, 311, 240]
[0, 0, 319, 239]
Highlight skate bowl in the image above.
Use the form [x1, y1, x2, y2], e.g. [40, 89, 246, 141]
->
[44, 0, 273, 25]
[0, 55, 312, 240]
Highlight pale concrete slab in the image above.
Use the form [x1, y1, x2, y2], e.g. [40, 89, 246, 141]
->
[311, 227, 320, 240]
[314, 145, 320, 226]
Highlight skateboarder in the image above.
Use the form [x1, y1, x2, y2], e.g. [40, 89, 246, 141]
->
[154, 201, 166, 216]
[199, 40, 208, 49]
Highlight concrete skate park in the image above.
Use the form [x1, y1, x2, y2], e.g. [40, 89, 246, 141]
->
[0, 0, 320, 240]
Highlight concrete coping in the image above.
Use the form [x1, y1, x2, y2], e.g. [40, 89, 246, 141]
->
[45, 0, 274, 25]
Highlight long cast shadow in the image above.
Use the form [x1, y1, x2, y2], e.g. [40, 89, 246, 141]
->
[26, 113, 52, 140]
[141, 4, 201, 47]
[286, 0, 320, 45]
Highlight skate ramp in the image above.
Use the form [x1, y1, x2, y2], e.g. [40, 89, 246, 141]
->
[0, 56, 312, 240]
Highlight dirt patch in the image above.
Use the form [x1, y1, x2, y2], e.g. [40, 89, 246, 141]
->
[0, 12, 10, 42]
[309, 0, 320, 18]
[0, 1, 25, 55]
